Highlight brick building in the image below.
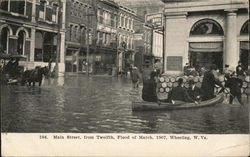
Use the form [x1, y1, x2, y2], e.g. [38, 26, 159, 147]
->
[65, 0, 95, 73]
[0, 0, 66, 73]
[117, 5, 136, 72]
[95, 0, 119, 74]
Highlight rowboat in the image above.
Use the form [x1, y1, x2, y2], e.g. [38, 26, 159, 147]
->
[132, 93, 224, 111]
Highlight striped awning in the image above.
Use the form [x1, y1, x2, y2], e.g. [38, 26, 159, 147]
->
[189, 42, 223, 52]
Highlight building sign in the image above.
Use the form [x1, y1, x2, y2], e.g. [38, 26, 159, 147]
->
[134, 34, 143, 40]
[167, 56, 183, 71]
[146, 13, 163, 27]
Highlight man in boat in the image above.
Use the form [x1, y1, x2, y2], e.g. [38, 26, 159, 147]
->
[142, 71, 158, 102]
[225, 72, 244, 105]
[168, 78, 196, 104]
[201, 64, 224, 101]
[188, 79, 201, 102]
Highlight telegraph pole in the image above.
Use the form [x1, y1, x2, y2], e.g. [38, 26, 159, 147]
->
[86, 9, 90, 76]
[54, 0, 61, 78]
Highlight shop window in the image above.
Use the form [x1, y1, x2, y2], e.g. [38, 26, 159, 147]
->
[190, 19, 224, 36]
[43, 33, 56, 62]
[17, 30, 25, 55]
[0, 27, 9, 54]
[240, 20, 249, 35]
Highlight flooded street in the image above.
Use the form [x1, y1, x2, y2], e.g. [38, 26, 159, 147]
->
[1, 75, 249, 133]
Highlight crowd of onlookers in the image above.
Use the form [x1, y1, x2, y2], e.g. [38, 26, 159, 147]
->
[183, 61, 250, 78]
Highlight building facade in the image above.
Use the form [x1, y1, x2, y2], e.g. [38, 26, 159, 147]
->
[0, 0, 66, 74]
[134, 20, 153, 70]
[95, 0, 119, 74]
[162, 0, 249, 74]
[65, 0, 94, 73]
[117, 5, 136, 72]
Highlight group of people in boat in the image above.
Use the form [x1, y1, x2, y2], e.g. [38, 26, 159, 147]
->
[141, 64, 245, 105]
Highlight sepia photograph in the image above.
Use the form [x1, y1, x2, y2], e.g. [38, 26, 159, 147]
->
[0, 0, 249, 156]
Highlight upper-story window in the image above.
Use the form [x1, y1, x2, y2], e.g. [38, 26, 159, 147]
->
[111, 14, 116, 27]
[0, 0, 26, 15]
[121, 15, 124, 27]
[98, 9, 104, 24]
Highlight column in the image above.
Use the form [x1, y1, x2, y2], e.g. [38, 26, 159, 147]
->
[164, 12, 187, 74]
[31, 0, 36, 23]
[225, 10, 238, 69]
[30, 28, 35, 62]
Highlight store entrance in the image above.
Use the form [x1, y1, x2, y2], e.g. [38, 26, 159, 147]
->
[189, 51, 223, 70]
[189, 42, 223, 71]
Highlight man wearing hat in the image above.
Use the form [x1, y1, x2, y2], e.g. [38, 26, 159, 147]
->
[201, 64, 224, 100]
[225, 72, 244, 105]
[188, 79, 201, 102]
[168, 78, 196, 104]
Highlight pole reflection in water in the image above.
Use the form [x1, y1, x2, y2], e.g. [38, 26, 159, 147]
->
[1, 76, 249, 133]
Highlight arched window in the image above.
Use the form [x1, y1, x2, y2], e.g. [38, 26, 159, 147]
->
[240, 20, 249, 35]
[190, 19, 224, 36]
[0, 27, 10, 54]
[81, 28, 86, 45]
[17, 30, 26, 55]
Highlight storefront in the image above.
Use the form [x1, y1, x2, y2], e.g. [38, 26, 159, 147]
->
[162, 0, 249, 74]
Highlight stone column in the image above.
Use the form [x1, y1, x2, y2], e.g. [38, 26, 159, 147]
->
[31, 0, 36, 23]
[30, 28, 35, 62]
[164, 12, 187, 75]
[225, 10, 238, 69]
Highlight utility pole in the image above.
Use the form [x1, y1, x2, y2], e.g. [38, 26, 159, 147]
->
[86, 9, 90, 76]
[54, 0, 61, 77]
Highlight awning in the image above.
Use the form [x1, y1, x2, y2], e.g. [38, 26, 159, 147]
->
[240, 41, 249, 50]
[189, 42, 223, 52]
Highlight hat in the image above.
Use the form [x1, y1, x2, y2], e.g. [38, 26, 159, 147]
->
[188, 79, 195, 85]
[177, 78, 183, 85]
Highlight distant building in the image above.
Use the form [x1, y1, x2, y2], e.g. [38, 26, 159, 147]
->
[65, 0, 94, 73]
[162, 0, 249, 74]
[95, 0, 119, 74]
[134, 19, 153, 70]
[117, 5, 136, 72]
[0, 0, 66, 73]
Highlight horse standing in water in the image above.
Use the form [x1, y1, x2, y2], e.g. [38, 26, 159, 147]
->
[21, 66, 49, 86]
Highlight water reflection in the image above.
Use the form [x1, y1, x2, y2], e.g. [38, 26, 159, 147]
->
[1, 76, 249, 133]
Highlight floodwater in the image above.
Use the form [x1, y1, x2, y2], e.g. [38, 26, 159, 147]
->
[1, 75, 249, 133]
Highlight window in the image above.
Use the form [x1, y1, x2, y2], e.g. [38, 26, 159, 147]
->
[240, 20, 249, 35]
[39, 1, 46, 19]
[17, 30, 25, 55]
[98, 9, 104, 24]
[0, 0, 26, 15]
[121, 16, 124, 27]
[0, 0, 9, 11]
[81, 28, 86, 45]
[190, 19, 224, 36]
[111, 14, 115, 27]
[0, 27, 9, 54]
